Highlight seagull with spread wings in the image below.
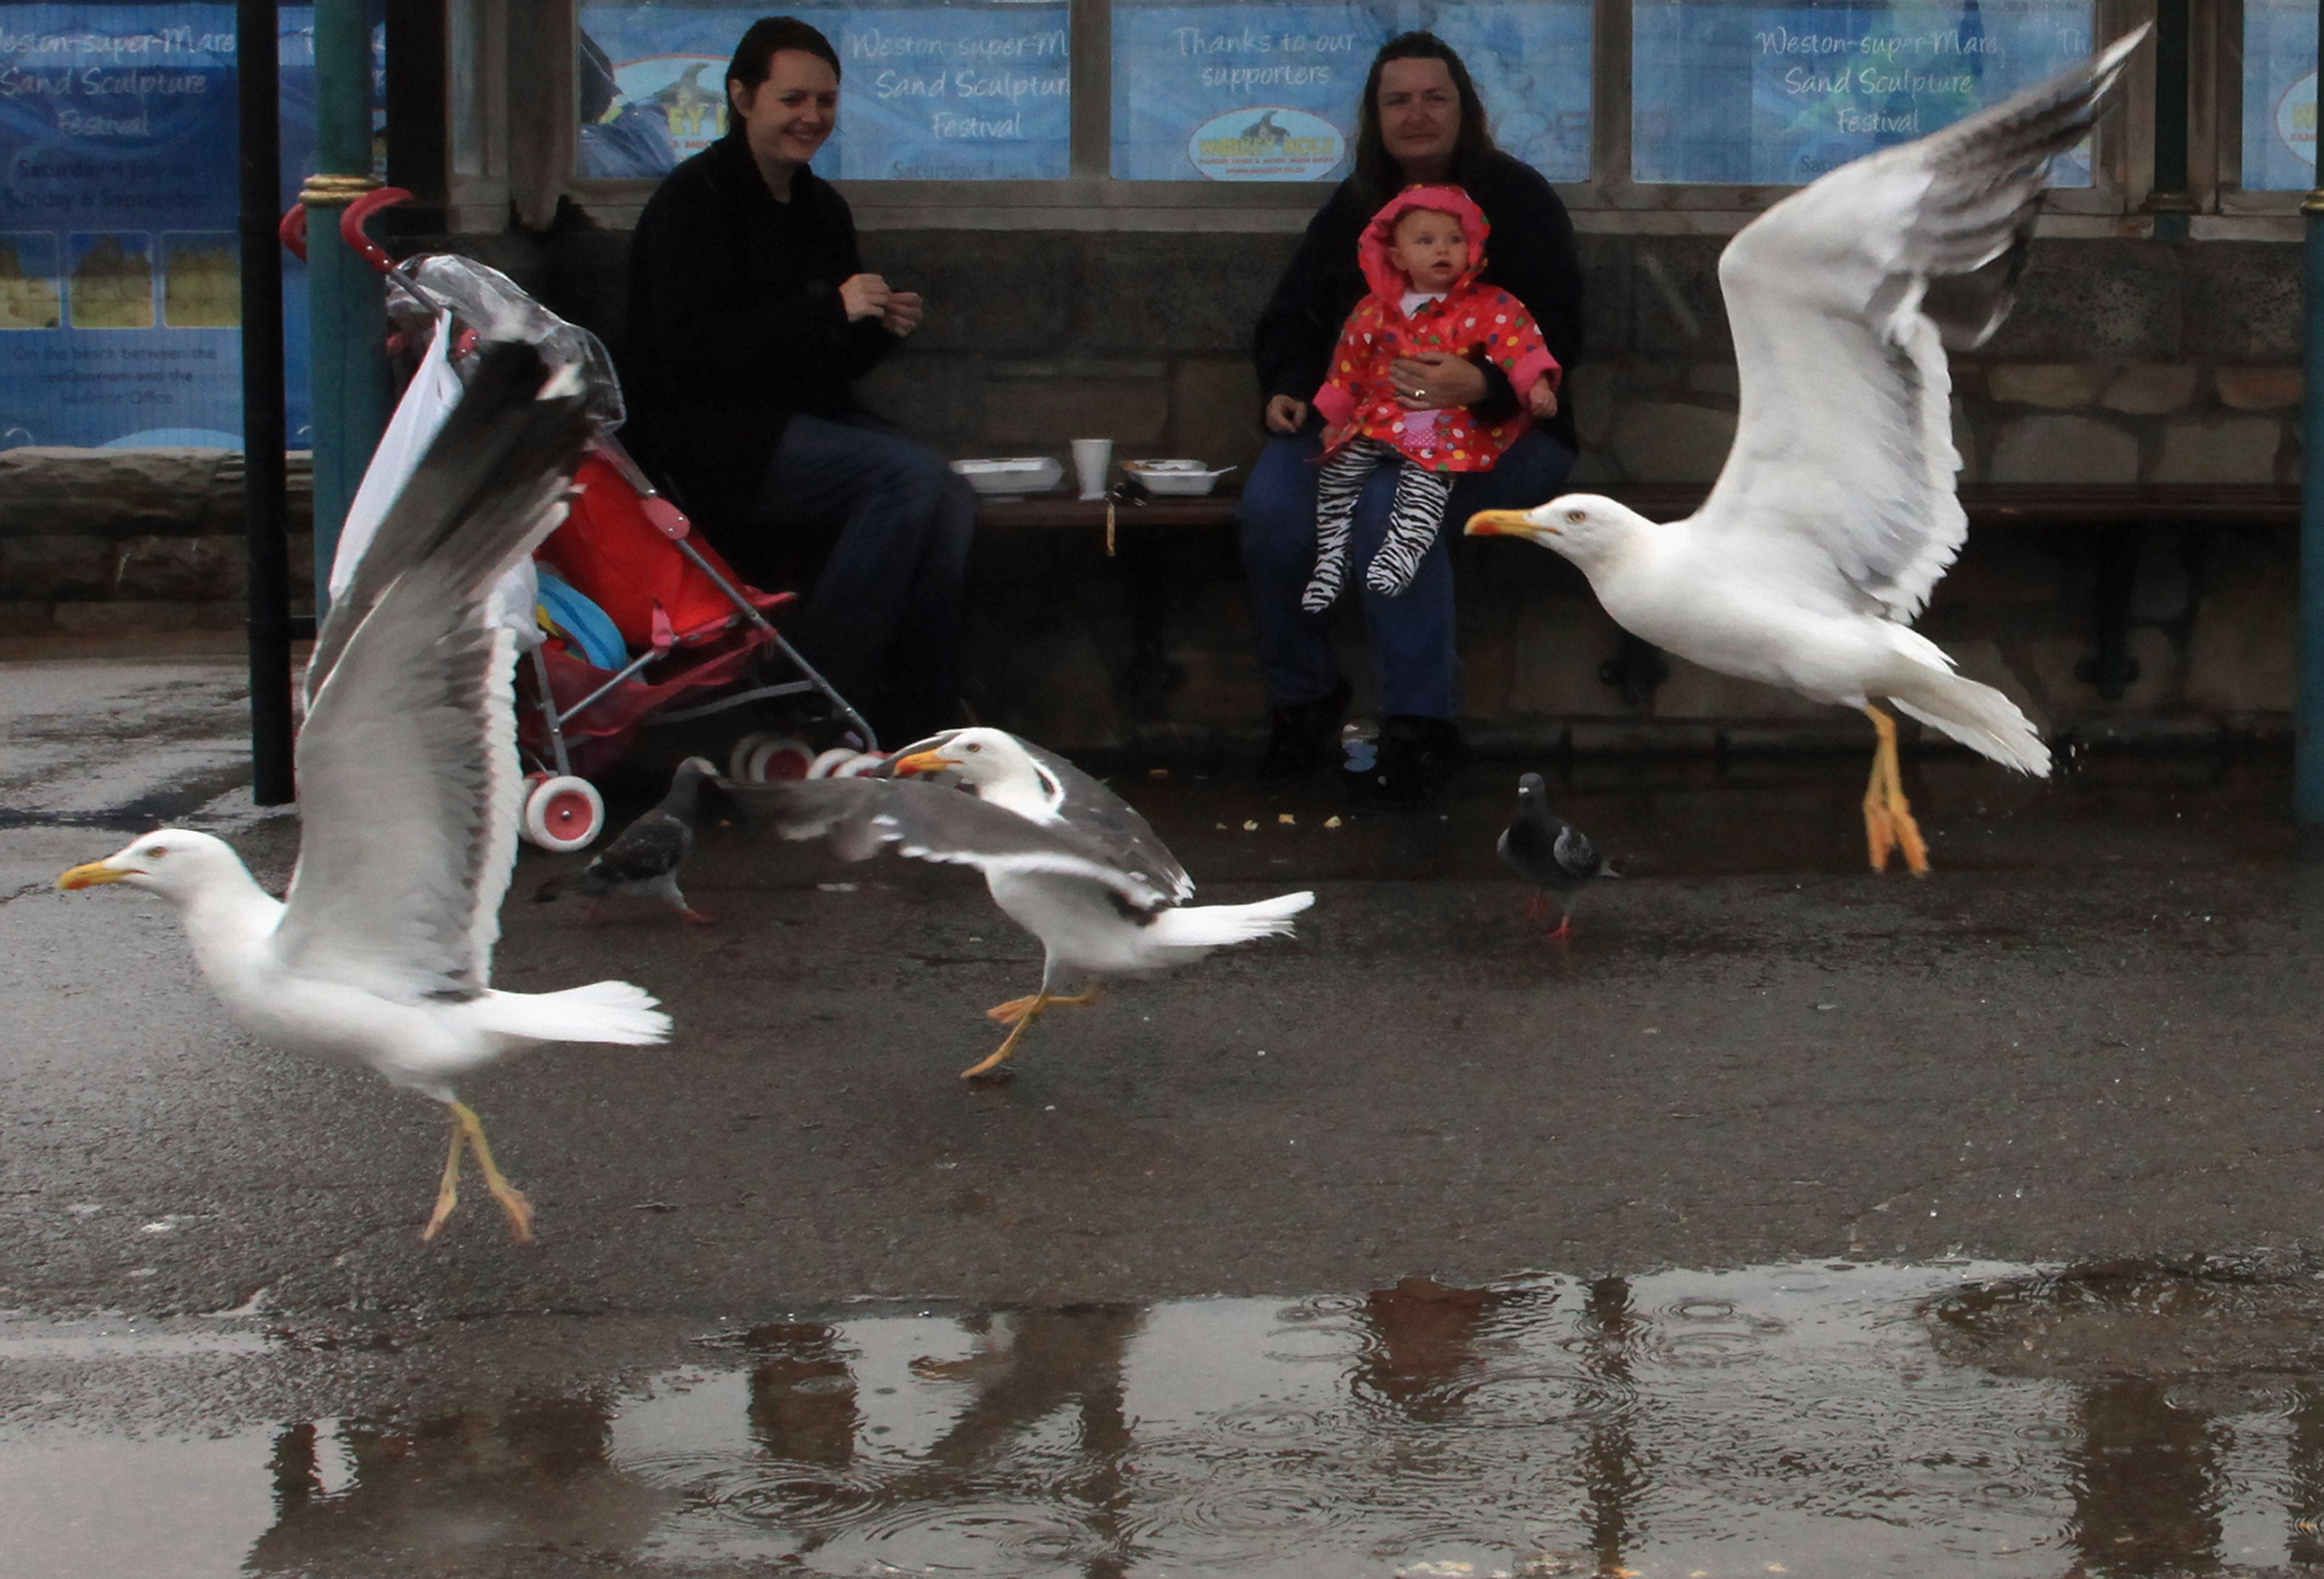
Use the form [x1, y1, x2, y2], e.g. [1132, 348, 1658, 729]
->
[733, 726, 1313, 1079]
[58, 344, 671, 1243]
[1468, 30, 2147, 873]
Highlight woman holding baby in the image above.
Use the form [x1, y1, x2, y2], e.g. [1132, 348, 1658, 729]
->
[1242, 32, 1585, 809]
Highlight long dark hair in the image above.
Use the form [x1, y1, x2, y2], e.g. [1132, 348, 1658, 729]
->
[1352, 33, 1498, 210]
[727, 15, 842, 106]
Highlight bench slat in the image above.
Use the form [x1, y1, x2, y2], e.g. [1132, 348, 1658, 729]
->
[977, 484, 2300, 531]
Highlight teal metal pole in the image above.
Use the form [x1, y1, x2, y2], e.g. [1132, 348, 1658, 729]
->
[2301, 1, 2324, 823]
[301, 0, 390, 621]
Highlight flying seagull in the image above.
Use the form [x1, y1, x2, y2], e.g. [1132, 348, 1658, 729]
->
[1496, 773, 1616, 940]
[58, 344, 671, 1244]
[1468, 28, 2149, 874]
[535, 756, 719, 922]
[731, 726, 1314, 1079]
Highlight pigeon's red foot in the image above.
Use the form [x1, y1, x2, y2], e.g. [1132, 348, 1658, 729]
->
[680, 908, 714, 925]
[1543, 916, 1575, 942]
[1523, 893, 1549, 923]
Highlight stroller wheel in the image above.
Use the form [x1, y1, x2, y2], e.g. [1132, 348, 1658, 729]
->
[745, 735, 815, 783]
[728, 732, 773, 782]
[833, 751, 889, 779]
[521, 774, 605, 852]
[807, 747, 858, 779]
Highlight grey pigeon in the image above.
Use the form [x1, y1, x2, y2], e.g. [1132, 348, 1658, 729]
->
[1495, 772, 1616, 940]
[534, 757, 719, 922]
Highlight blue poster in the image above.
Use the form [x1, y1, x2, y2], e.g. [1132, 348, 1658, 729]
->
[1109, 0, 1589, 183]
[0, 5, 373, 449]
[579, 4, 1070, 181]
[1632, 0, 2094, 186]
[2244, 0, 2315, 191]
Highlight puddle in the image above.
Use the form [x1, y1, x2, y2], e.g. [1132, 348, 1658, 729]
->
[14, 1261, 2324, 1577]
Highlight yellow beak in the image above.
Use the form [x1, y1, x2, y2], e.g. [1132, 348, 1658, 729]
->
[1464, 509, 1542, 537]
[57, 861, 133, 891]
[893, 750, 961, 778]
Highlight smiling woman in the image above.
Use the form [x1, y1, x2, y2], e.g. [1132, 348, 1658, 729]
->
[621, 14, 977, 746]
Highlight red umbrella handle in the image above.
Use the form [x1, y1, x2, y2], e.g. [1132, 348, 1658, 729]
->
[341, 186, 413, 273]
[277, 186, 411, 273]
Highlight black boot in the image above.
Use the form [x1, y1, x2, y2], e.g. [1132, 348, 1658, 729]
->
[1257, 679, 1351, 781]
[1344, 715, 1469, 810]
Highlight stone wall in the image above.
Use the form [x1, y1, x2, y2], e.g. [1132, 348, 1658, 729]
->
[960, 516, 2293, 757]
[0, 447, 314, 640]
[529, 223, 2307, 492]
[0, 220, 2302, 751]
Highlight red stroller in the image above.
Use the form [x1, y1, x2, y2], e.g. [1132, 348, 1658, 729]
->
[514, 434, 879, 850]
[313, 192, 877, 853]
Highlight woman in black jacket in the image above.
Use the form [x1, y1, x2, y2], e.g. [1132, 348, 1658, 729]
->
[1242, 32, 1584, 808]
[625, 17, 975, 745]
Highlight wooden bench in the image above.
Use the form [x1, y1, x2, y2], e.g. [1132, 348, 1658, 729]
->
[980, 483, 2299, 531]
[980, 482, 2299, 707]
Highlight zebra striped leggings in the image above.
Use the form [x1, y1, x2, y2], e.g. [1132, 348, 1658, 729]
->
[1303, 438, 1456, 613]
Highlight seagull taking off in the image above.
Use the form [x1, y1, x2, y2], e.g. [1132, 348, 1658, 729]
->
[535, 756, 719, 922]
[58, 344, 671, 1244]
[1468, 29, 2148, 874]
[732, 726, 1314, 1080]
[1496, 773, 1616, 940]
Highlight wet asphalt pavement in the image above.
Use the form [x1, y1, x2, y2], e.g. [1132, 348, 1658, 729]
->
[10, 656, 2324, 1576]
[6, 659, 2315, 1315]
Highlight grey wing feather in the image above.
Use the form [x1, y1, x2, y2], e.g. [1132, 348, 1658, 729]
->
[274, 343, 591, 999]
[593, 813, 692, 883]
[878, 730, 1196, 901]
[726, 775, 1180, 912]
[1552, 823, 1602, 880]
[1697, 28, 2145, 624]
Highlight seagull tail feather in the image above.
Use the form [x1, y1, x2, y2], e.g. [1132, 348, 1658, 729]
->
[1145, 890, 1315, 949]
[1888, 676, 2051, 778]
[463, 980, 673, 1046]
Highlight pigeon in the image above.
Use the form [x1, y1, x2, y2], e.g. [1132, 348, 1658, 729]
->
[1496, 773, 1616, 940]
[534, 756, 719, 921]
[730, 726, 1315, 1079]
[56, 343, 671, 1246]
[1467, 30, 2151, 874]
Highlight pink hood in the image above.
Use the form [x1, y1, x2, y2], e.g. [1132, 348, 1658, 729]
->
[1358, 184, 1491, 305]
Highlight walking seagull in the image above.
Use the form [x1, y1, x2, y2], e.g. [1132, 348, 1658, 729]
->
[732, 726, 1314, 1079]
[57, 344, 671, 1244]
[1496, 773, 1616, 940]
[1468, 29, 2148, 874]
[535, 756, 719, 922]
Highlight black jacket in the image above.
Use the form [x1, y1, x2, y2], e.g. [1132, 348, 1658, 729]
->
[624, 130, 900, 529]
[1252, 150, 1584, 449]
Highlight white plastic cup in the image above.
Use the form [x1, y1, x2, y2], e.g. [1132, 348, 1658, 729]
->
[1072, 438, 1112, 501]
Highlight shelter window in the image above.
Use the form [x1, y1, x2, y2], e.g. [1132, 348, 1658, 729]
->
[576, 1, 1073, 181]
[2241, 0, 2317, 191]
[1630, 0, 2098, 186]
[1107, 0, 1592, 183]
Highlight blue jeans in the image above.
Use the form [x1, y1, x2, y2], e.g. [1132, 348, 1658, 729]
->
[1238, 424, 1575, 721]
[745, 412, 977, 740]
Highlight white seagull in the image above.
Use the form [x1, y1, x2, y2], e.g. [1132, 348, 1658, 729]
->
[58, 344, 671, 1243]
[735, 726, 1314, 1079]
[1468, 29, 2147, 874]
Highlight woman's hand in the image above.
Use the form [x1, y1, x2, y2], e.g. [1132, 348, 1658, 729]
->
[839, 273, 893, 323]
[1389, 352, 1486, 411]
[1265, 394, 1310, 434]
[1526, 380, 1560, 418]
[881, 289, 925, 337]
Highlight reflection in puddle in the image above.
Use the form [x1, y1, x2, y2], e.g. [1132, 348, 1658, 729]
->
[18, 1261, 2324, 1575]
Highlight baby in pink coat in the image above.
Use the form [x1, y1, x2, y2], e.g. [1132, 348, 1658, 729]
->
[1305, 185, 1560, 610]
